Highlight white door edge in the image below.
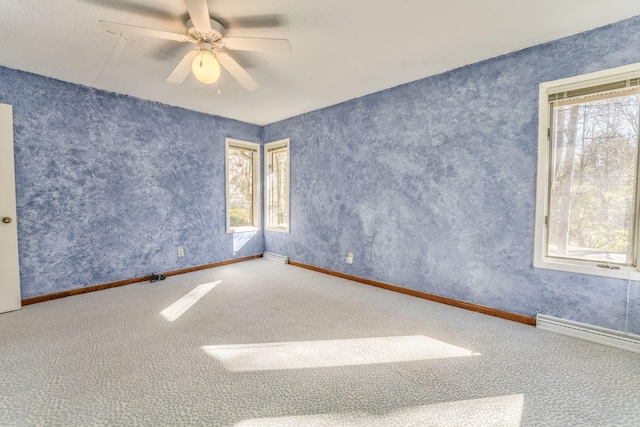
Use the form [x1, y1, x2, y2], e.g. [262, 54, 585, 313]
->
[0, 103, 22, 313]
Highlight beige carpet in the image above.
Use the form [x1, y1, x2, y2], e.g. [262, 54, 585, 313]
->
[1, 258, 639, 426]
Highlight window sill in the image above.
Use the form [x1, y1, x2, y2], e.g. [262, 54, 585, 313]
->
[227, 226, 260, 234]
[265, 227, 290, 233]
[534, 257, 640, 281]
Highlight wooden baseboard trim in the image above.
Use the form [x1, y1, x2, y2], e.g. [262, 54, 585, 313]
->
[288, 260, 536, 326]
[21, 254, 263, 306]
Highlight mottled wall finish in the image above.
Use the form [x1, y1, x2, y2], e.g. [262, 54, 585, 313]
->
[0, 68, 262, 298]
[264, 16, 640, 334]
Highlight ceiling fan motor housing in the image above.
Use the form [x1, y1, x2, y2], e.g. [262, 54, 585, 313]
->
[187, 18, 225, 44]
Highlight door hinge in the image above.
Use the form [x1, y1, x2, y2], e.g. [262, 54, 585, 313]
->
[545, 215, 548, 225]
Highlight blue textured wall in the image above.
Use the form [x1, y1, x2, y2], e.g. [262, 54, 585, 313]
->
[0, 68, 262, 298]
[264, 16, 640, 334]
[3, 17, 640, 334]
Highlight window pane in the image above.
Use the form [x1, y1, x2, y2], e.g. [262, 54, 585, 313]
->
[228, 147, 254, 227]
[267, 149, 289, 229]
[547, 93, 640, 265]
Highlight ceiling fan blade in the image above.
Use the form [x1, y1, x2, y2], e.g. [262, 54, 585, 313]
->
[223, 37, 291, 53]
[100, 21, 189, 42]
[222, 14, 286, 30]
[184, 0, 212, 33]
[217, 52, 260, 91]
[166, 51, 199, 84]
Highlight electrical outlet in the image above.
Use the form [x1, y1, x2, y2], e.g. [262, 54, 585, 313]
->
[346, 252, 353, 264]
[178, 247, 184, 258]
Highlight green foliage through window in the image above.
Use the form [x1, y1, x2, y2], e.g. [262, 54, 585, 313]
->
[226, 139, 259, 232]
[547, 91, 640, 265]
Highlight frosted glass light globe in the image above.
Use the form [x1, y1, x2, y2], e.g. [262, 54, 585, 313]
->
[192, 51, 221, 84]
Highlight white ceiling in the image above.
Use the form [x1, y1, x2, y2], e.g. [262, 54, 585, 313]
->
[1, 1, 640, 126]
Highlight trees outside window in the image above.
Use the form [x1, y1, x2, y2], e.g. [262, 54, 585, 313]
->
[226, 139, 260, 233]
[535, 63, 640, 280]
[548, 92, 639, 264]
[265, 139, 290, 232]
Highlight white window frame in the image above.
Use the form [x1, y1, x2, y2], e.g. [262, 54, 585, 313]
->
[534, 62, 640, 281]
[225, 138, 260, 233]
[264, 138, 290, 232]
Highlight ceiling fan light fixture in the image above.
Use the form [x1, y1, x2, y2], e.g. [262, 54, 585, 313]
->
[192, 51, 221, 84]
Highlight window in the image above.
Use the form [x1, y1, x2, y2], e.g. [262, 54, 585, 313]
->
[264, 138, 290, 232]
[534, 63, 640, 280]
[226, 139, 260, 233]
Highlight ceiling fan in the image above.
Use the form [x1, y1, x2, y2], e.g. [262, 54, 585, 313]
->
[99, 0, 291, 91]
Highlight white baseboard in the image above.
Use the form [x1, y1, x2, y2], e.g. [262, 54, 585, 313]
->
[536, 314, 640, 354]
[263, 252, 289, 264]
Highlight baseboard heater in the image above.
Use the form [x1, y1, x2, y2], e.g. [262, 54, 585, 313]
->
[536, 314, 640, 354]
[263, 252, 289, 264]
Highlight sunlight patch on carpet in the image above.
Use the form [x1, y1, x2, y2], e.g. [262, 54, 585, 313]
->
[202, 335, 479, 371]
[160, 281, 220, 322]
[233, 394, 524, 426]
